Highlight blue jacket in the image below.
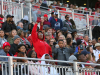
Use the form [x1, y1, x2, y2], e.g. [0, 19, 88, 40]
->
[50, 17, 63, 30]
[0, 50, 12, 61]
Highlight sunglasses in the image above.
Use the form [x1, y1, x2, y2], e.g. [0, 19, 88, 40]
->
[89, 42, 92, 43]
[67, 17, 69, 18]
[38, 34, 43, 35]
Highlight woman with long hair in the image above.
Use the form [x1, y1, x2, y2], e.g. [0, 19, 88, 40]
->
[27, 50, 43, 75]
[7, 29, 17, 44]
[87, 46, 96, 63]
[14, 44, 27, 57]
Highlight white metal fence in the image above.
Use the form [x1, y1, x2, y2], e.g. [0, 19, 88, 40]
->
[0, 56, 100, 75]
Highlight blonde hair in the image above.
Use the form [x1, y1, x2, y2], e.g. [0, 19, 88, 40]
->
[59, 35, 65, 40]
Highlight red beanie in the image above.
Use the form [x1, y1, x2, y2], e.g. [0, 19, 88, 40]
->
[3, 42, 11, 49]
[44, 14, 48, 17]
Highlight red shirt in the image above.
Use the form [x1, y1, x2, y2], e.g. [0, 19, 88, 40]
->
[14, 52, 18, 57]
[7, 53, 10, 56]
[55, 19, 58, 22]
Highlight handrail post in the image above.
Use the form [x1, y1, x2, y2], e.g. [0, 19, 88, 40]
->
[21, 3, 23, 19]
[57, 10, 59, 18]
[72, 10, 74, 20]
[86, 14, 89, 29]
[73, 62, 78, 75]
[9, 56, 13, 75]
[89, 26, 92, 40]
[29, 3, 32, 22]
[1, 0, 3, 15]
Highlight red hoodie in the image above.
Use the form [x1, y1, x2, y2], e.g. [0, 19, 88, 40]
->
[31, 24, 52, 58]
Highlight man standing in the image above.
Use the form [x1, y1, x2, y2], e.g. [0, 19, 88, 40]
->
[50, 12, 63, 30]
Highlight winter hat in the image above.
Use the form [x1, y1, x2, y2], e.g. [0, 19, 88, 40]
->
[3, 42, 11, 49]
[13, 35, 20, 41]
[44, 14, 48, 17]
[69, 55, 77, 61]
[23, 15, 28, 21]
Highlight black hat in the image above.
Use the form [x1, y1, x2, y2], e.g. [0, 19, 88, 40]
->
[6, 15, 14, 18]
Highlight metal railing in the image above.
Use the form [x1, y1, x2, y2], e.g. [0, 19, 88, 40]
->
[0, 56, 100, 75]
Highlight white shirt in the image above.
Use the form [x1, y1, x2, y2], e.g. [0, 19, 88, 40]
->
[93, 49, 100, 61]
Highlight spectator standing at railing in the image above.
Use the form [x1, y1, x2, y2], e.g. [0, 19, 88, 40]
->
[31, 23, 52, 58]
[2, 15, 17, 39]
[95, 0, 100, 9]
[0, 30, 7, 52]
[50, 12, 63, 30]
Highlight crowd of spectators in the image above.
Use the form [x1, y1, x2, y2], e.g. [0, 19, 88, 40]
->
[0, 0, 100, 75]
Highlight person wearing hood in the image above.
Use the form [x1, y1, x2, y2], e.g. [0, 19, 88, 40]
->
[20, 15, 30, 31]
[31, 23, 52, 58]
[41, 54, 58, 75]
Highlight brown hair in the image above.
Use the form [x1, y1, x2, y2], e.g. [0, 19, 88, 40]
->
[45, 27, 52, 32]
[8, 29, 17, 38]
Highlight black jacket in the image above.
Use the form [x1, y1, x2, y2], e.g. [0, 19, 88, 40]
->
[9, 43, 18, 55]
[2, 21, 16, 32]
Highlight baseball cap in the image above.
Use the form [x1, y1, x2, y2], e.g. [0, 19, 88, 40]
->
[6, 15, 14, 18]
[78, 45, 84, 50]
[44, 14, 48, 17]
[61, 27, 68, 32]
[81, 50, 90, 56]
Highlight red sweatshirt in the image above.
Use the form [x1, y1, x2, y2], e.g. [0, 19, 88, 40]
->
[31, 24, 52, 58]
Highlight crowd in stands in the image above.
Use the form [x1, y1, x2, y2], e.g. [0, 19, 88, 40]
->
[0, 0, 100, 75]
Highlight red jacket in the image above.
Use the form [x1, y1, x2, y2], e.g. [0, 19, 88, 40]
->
[31, 24, 52, 58]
